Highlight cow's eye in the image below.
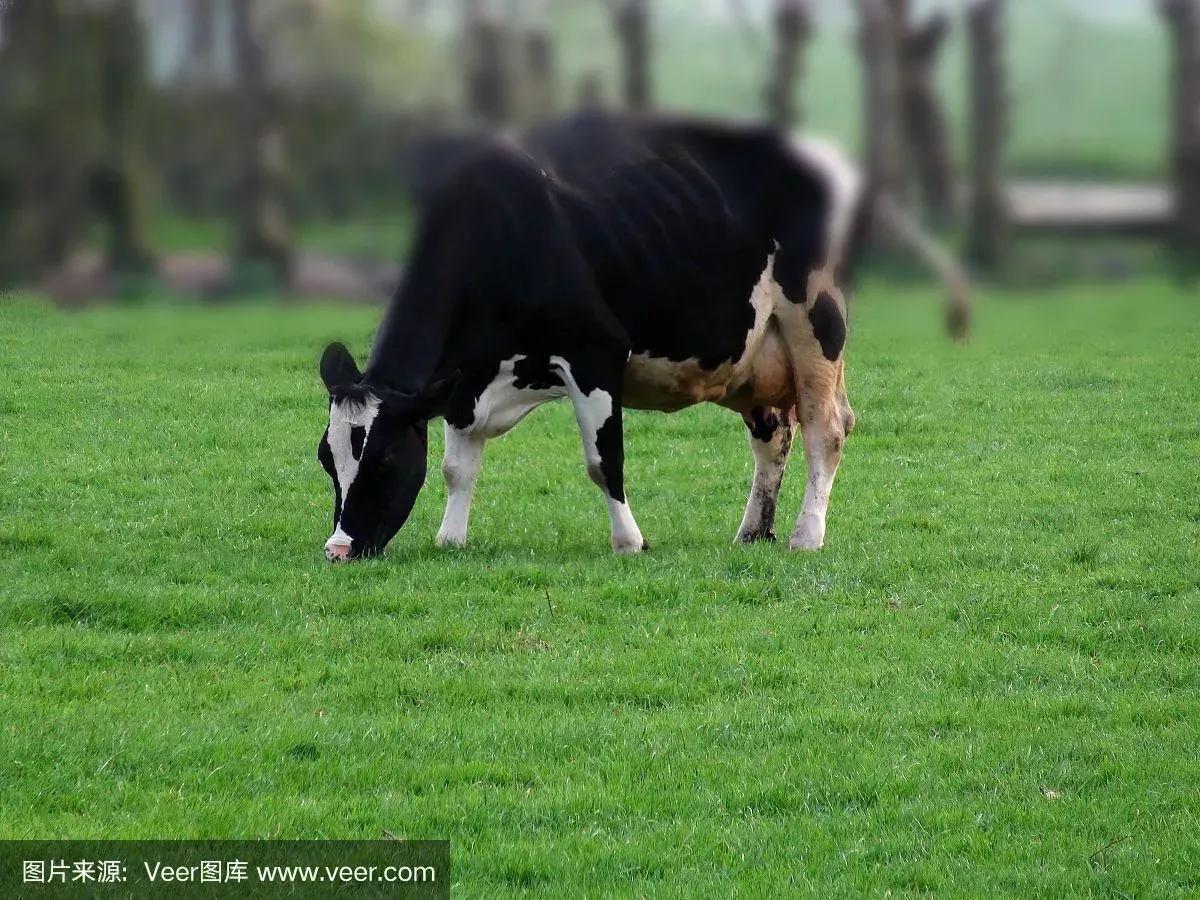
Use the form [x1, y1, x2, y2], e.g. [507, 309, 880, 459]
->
[350, 425, 366, 460]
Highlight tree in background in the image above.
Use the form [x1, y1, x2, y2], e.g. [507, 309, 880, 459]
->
[462, 0, 514, 126]
[1159, 0, 1200, 258]
[521, 19, 558, 120]
[612, 0, 652, 111]
[0, 0, 85, 284]
[180, 0, 220, 85]
[857, 0, 908, 246]
[0, 0, 155, 286]
[765, 0, 811, 129]
[891, 0, 956, 223]
[231, 0, 293, 288]
[966, 0, 1009, 269]
[90, 0, 156, 276]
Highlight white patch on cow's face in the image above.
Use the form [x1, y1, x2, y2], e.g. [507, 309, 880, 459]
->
[325, 526, 354, 553]
[326, 395, 382, 528]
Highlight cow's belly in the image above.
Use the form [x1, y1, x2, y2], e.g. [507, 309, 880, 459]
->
[622, 259, 797, 414]
[623, 322, 796, 414]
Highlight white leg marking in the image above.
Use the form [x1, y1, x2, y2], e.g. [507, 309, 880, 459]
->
[433, 355, 563, 547]
[436, 424, 485, 549]
[736, 415, 792, 543]
[790, 400, 843, 552]
[606, 498, 645, 556]
[551, 356, 645, 555]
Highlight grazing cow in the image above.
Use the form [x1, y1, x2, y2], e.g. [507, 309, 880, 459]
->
[317, 113, 869, 561]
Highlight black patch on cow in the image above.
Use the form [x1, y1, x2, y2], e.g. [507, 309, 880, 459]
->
[513, 355, 564, 391]
[738, 407, 794, 544]
[740, 498, 778, 544]
[746, 406, 781, 444]
[349, 425, 366, 460]
[808, 292, 846, 361]
[317, 433, 342, 529]
[594, 413, 626, 504]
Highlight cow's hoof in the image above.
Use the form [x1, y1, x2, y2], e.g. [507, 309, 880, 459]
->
[789, 516, 825, 552]
[613, 536, 648, 555]
[436, 532, 468, 550]
[737, 529, 777, 545]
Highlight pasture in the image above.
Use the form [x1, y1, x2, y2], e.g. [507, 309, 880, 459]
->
[1, 282, 1198, 896]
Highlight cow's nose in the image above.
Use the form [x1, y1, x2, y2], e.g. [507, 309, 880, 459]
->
[325, 542, 352, 562]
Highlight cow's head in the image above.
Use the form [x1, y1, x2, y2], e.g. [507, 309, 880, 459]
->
[316, 343, 435, 562]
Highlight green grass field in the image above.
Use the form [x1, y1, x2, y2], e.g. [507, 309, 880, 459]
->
[1, 282, 1198, 896]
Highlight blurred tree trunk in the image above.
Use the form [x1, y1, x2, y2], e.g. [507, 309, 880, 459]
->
[613, 0, 652, 111]
[894, 4, 956, 222]
[1160, 0, 1200, 256]
[521, 25, 558, 121]
[765, 0, 811, 129]
[182, 0, 219, 84]
[578, 70, 606, 110]
[91, 0, 156, 276]
[967, 0, 1009, 269]
[463, 2, 512, 125]
[0, 0, 89, 284]
[857, 0, 908, 247]
[231, 0, 293, 288]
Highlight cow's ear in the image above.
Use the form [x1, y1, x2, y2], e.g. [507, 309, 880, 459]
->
[320, 342, 361, 393]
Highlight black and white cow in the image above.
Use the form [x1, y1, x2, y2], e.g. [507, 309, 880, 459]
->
[317, 113, 867, 561]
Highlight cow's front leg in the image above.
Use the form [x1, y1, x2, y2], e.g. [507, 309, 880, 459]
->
[736, 406, 795, 544]
[436, 424, 486, 548]
[553, 354, 646, 555]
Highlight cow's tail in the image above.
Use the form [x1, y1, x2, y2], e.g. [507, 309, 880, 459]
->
[845, 185, 972, 341]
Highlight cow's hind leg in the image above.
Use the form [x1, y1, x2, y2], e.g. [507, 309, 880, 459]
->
[774, 293, 855, 551]
[436, 424, 486, 548]
[736, 407, 794, 544]
[552, 353, 646, 555]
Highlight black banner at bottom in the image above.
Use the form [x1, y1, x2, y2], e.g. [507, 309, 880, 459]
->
[0, 841, 449, 899]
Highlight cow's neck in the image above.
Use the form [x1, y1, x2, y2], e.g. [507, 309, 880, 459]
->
[363, 270, 459, 396]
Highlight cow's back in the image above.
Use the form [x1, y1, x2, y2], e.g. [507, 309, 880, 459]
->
[528, 117, 796, 370]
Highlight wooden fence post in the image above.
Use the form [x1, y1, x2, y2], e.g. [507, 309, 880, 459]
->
[1160, 0, 1200, 256]
[966, 0, 1009, 269]
[765, 0, 811, 129]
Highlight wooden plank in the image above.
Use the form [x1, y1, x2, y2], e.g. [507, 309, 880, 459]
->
[1008, 181, 1172, 236]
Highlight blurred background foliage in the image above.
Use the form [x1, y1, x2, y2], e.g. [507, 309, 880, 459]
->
[0, 0, 1192, 300]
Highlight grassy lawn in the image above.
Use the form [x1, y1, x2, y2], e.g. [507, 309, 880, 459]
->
[1, 281, 1198, 896]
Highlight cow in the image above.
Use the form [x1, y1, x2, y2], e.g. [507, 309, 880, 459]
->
[316, 113, 931, 561]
